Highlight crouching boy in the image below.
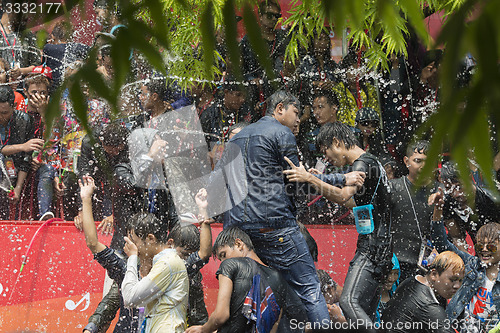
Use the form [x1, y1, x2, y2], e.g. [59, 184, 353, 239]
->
[185, 226, 307, 333]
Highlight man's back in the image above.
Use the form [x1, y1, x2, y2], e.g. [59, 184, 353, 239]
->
[216, 257, 306, 333]
[219, 116, 300, 228]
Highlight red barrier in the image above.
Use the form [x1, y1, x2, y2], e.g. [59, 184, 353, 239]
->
[0, 221, 357, 332]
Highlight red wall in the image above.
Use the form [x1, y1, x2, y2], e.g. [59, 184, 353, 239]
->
[0, 220, 357, 332]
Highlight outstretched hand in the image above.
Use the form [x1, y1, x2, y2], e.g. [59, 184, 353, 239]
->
[282, 156, 312, 183]
[78, 175, 95, 201]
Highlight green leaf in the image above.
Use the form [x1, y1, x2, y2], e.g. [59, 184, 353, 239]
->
[242, 3, 276, 84]
[201, 1, 216, 80]
[223, 0, 243, 82]
[399, 0, 428, 44]
[43, 85, 64, 140]
[69, 79, 89, 133]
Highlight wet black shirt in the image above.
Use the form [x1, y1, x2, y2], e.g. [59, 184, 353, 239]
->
[215, 257, 306, 333]
[389, 177, 434, 266]
[382, 277, 454, 333]
[352, 153, 392, 259]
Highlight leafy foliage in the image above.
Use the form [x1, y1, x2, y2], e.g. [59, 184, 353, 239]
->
[36, 0, 500, 195]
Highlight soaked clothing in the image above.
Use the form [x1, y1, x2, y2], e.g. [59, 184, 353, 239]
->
[381, 276, 454, 333]
[352, 153, 392, 263]
[431, 219, 500, 332]
[215, 257, 307, 333]
[122, 249, 189, 333]
[185, 251, 209, 326]
[389, 176, 434, 281]
[90, 247, 139, 333]
[340, 153, 392, 329]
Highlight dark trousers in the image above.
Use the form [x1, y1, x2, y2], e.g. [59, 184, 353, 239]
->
[340, 252, 382, 333]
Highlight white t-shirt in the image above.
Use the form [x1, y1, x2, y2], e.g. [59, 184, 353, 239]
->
[462, 277, 499, 333]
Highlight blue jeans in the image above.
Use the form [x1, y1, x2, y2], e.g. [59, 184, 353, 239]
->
[241, 225, 330, 326]
[37, 164, 56, 216]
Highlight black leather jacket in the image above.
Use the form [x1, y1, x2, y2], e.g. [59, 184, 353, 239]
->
[381, 277, 454, 332]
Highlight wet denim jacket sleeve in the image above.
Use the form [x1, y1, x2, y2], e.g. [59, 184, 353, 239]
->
[431, 219, 472, 263]
[94, 247, 127, 286]
[314, 173, 345, 187]
[432, 219, 500, 320]
[185, 251, 209, 278]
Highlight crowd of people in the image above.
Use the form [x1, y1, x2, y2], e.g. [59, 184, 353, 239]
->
[1, 0, 500, 332]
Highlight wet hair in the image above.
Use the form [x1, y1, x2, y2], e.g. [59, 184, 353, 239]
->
[266, 89, 300, 117]
[316, 122, 357, 151]
[100, 122, 129, 147]
[93, 0, 108, 9]
[406, 140, 429, 157]
[428, 251, 464, 276]
[168, 224, 200, 252]
[51, 21, 70, 42]
[317, 269, 337, 294]
[476, 222, 500, 244]
[258, 0, 281, 15]
[146, 76, 169, 102]
[422, 49, 443, 70]
[313, 89, 338, 108]
[126, 212, 169, 244]
[0, 85, 15, 106]
[25, 73, 50, 90]
[212, 226, 254, 256]
[228, 122, 249, 138]
[440, 161, 460, 184]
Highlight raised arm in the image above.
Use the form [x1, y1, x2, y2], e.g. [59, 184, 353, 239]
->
[195, 188, 214, 262]
[79, 175, 106, 254]
[429, 189, 471, 263]
[185, 275, 232, 333]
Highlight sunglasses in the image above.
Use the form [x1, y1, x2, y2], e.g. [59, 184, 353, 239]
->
[360, 120, 379, 127]
[474, 242, 498, 254]
[265, 12, 281, 20]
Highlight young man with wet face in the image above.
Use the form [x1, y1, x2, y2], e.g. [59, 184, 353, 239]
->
[431, 189, 500, 332]
[285, 121, 392, 331]
[0, 85, 39, 218]
[21, 73, 62, 220]
[388, 140, 438, 281]
[185, 226, 307, 333]
[299, 89, 342, 170]
[207, 89, 331, 326]
[381, 251, 464, 333]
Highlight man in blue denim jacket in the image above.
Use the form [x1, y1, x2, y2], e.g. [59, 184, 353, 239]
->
[431, 190, 500, 332]
[207, 90, 331, 327]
